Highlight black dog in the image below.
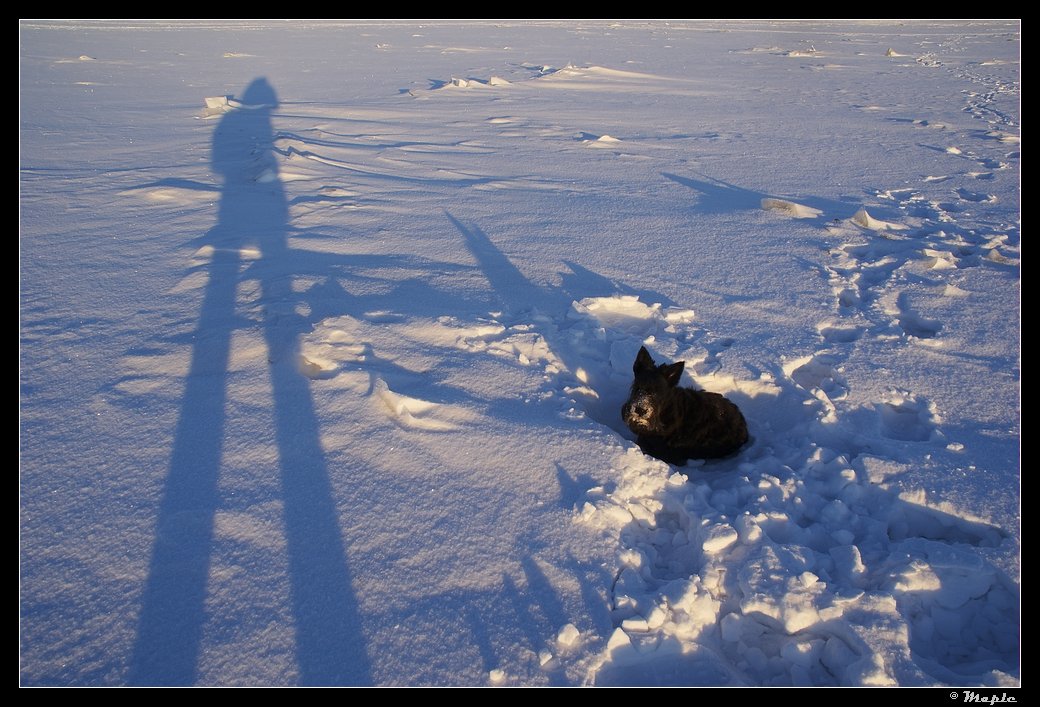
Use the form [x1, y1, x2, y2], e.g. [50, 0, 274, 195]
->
[622, 346, 748, 464]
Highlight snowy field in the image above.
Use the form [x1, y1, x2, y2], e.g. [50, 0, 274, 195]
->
[20, 21, 1019, 686]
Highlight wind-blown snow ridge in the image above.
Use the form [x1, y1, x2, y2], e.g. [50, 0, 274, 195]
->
[761, 198, 823, 219]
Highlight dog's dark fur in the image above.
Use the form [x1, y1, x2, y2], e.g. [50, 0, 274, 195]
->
[621, 346, 748, 464]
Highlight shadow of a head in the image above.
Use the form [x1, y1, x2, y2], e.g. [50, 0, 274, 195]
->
[241, 77, 279, 107]
[211, 77, 285, 194]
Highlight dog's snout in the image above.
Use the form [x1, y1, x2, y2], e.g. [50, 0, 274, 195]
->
[623, 396, 652, 422]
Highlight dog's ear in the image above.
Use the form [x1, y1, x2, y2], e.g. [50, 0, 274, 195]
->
[634, 346, 655, 373]
[661, 361, 684, 387]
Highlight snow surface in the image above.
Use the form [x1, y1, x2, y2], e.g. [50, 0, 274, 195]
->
[20, 21, 1019, 686]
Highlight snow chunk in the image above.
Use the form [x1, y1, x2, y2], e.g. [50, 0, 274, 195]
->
[556, 623, 581, 648]
[761, 198, 822, 219]
[201, 95, 232, 118]
[781, 639, 823, 669]
[605, 627, 632, 653]
[662, 579, 721, 637]
[297, 354, 337, 379]
[701, 523, 738, 554]
[583, 134, 625, 149]
[622, 617, 650, 632]
[199, 94, 274, 119]
[851, 208, 907, 231]
[922, 249, 957, 270]
[821, 637, 859, 675]
[829, 545, 867, 586]
[985, 248, 1018, 265]
[738, 545, 827, 634]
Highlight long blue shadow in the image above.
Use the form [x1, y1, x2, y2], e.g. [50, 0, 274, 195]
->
[662, 171, 852, 216]
[127, 247, 237, 684]
[129, 78, 370, 685]
[444, 211, 559, 315]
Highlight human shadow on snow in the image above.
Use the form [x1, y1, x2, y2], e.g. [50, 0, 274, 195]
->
[128, 78, 371, 686]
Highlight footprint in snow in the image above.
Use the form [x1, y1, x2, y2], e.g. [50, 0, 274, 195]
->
[374, 379, 471, 432]
[976, 157, 1008, 170]
[817, 323, 864, 343]
[894, 292, 942, 339]
[888, 497, 1009, 548]
[886, 537, 1017, 678]
[955, 188, 996, 203]
[783, 354, 848, 420]
[877, 391, 938, 442]
[836, 287, 862, 310]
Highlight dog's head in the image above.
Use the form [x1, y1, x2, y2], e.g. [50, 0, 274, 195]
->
[621, 346, 684, 435]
